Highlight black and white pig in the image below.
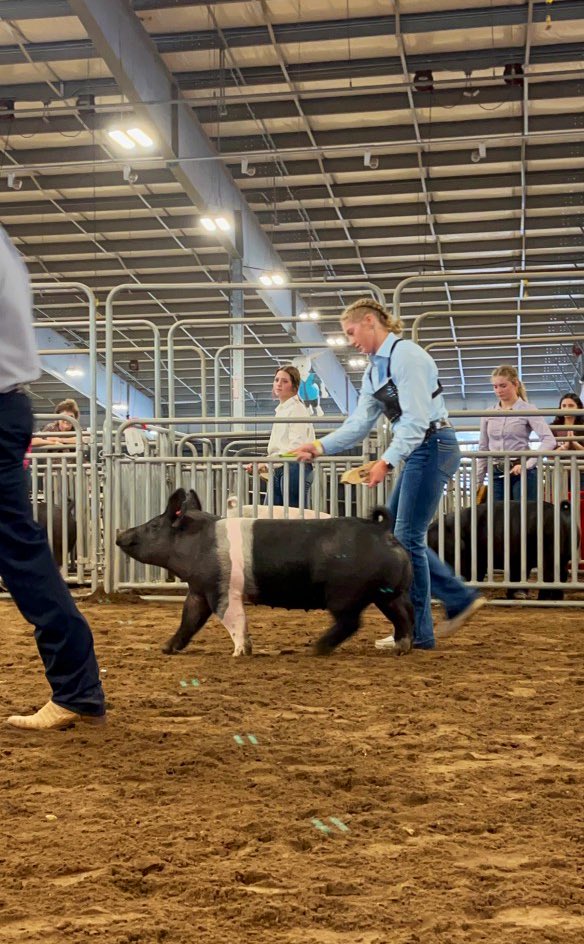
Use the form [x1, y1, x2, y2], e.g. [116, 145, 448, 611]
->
[116, 488, 414, 656]
[427, 500, 578, 600]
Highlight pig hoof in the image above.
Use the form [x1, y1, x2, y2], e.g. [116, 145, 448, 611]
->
[393, 637, 412, 656]
[314, 640, 334, 656]
[232, 642, 253, 657]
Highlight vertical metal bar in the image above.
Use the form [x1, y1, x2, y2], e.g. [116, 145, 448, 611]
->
[487, 457, 494, 582]
[536, 457, 544, 583]
[470, 456, 477, 582]
[453, 471, 461, 576]
[570, 455, 579, 586]
[503, 458, 511, 587]
[553, 454, 561, 583]
[61, 457, 68, 577]
[520, 456, 527, 584]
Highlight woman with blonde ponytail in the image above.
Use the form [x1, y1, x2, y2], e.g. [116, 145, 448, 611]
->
[477, 365, 556, 507]
[295, 297, 484, 650]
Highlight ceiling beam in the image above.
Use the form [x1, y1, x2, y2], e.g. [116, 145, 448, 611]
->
[3, 41, 584, 102]
[3, 3, 582, 59]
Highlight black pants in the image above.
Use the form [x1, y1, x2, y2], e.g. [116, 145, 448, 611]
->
[0, 391, 104, 716]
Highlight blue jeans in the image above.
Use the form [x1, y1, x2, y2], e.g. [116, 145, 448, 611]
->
[492, 468, 537, 501]
[266, 463, 313, 508]
[0, 391, 105, 716]
[389, 427, 478, 649]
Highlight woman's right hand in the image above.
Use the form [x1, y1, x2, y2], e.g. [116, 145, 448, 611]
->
[293, 441, 322, 462]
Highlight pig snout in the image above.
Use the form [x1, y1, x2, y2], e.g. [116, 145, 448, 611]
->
[116, 528, 137, 549]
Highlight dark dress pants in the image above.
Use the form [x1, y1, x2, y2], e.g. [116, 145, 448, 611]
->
[0, 391, 104, 716]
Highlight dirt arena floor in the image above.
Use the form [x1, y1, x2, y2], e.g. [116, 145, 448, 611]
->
[1, 597, 583, 944]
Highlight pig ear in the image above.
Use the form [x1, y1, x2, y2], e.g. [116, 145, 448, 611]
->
[184, 489, 202, 512]
[166, 488, 187, 520]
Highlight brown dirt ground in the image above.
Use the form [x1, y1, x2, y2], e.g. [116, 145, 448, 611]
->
[0, 598, 583, 944]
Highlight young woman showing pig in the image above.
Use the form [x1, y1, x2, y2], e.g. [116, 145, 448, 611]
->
[295, 298, 484, 650]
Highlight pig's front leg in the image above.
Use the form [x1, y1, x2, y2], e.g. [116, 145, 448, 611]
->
[218, 593, 252, 656]
[162, 591, 212, 654]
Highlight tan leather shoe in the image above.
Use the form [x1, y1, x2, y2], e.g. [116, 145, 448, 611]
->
[434, 596, 486, 639]
[6, 700, 106, 731]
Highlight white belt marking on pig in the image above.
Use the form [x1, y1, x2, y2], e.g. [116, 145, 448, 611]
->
[215, 518, 254, 656]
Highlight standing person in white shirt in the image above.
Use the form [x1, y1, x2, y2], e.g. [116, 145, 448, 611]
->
[0, 224, 105, 731]
[261, 365, 315, 507]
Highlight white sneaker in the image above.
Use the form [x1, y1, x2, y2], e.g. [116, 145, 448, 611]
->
[375, 634, 396, 650]
[434, 596, 486, 640]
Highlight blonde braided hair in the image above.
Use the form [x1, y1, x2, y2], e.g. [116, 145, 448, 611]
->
[340, 297, 404, 335]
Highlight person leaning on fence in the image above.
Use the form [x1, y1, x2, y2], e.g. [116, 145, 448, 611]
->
[477, 365, 556, 502]
[247, 365, 316, 508]
[553, 392, 584, 490]
[294, 298, 485, 651]
[0, 223, 106, 731]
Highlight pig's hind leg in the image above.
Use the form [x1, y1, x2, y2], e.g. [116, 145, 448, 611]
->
[162, 591, 212, 654]
[374, 590, 414, 655]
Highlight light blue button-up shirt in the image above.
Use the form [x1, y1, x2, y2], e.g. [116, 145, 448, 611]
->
[0, 225, 40, 393]
[320, 333, 449, 468]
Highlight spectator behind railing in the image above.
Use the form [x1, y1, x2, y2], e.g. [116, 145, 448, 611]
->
[30, 397, 80, 448]
[553, 392, 584, 489]
[246, 365, 315, 508]
[477, 365, 556, 501]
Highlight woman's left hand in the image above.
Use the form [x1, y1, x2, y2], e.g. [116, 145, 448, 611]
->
[510, 463, 522, 476]
[366, 459, 391, 487]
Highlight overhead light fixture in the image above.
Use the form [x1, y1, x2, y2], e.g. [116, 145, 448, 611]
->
[241, 157, 256, 177]
[299, 311, 309, 320]
[413, 70, 434, 92]
[113, 402, 128, 412]
[200, 214, 232, 233]
[123, 164, 138, 184]
[108, 126, 154, 150]
[308, 309, 320, 320]
[503, 63, 524, 87]
[259, 271, 287, 287]
[327, 336, 346, 347]
[65, 366, 84, 378]
[126, 127, 153, 148]
[349, 357, 367, 369]
[364, 150, 379, 170]
[108, 129, 135, 150]
[7, 173, 22, 191]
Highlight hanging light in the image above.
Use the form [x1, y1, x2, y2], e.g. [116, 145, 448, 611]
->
[200, 214, 232, 233]
[108, 129, 135, 150]
[259, 271, 287, 287]
[126, 127, 154, 148]
[65, 366, 84, 378]
[299, 311, 309, 320]
[308, 309, 320, 320]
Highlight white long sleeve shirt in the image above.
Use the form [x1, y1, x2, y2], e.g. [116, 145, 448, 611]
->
[266, 395, 315, 458]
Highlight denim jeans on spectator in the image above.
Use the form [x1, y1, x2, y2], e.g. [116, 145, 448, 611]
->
[492, 467, 537, 501]
[265, 462, 313, 508]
